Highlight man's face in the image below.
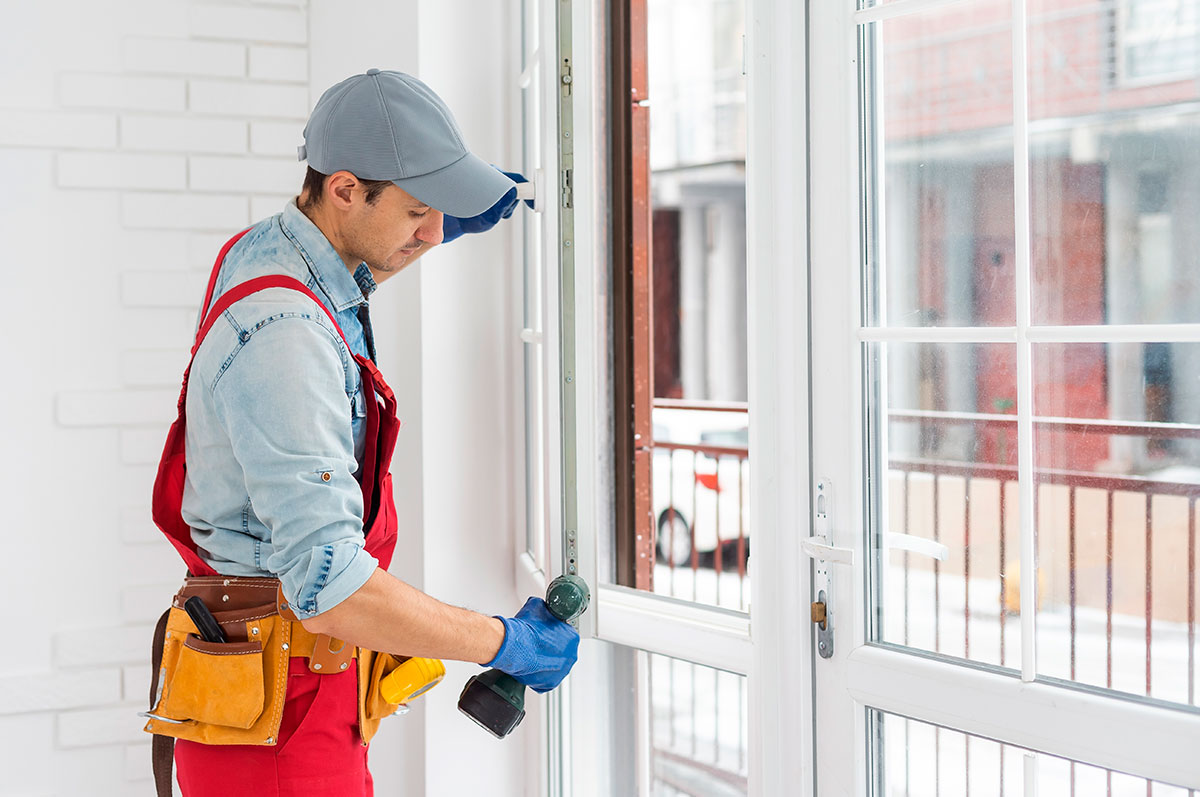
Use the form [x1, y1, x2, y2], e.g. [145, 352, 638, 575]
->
[342, 182, 444, 275]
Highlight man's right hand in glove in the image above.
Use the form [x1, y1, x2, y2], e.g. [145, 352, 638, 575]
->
[485, 597, 580, 692]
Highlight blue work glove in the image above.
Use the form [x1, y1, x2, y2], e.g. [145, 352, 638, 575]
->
[442, 170, 533, 244]
[485, 596, 580, 693]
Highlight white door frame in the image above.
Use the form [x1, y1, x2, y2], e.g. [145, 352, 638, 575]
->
[553, 0, 819, 793]
[807, 0, 1200, 792]
[744, 0, 818, 793]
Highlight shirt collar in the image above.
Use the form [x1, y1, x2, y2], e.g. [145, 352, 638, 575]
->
[353, 263, 378, 299]
[278, 199, 368, 312]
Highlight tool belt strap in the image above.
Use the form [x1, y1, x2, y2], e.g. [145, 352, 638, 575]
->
[170, 576, 355, 672]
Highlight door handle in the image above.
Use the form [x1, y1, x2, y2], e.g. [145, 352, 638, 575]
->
[807, 480, 848, 658]
[884, 532, 949, 561]
[801, 536, 854, 565]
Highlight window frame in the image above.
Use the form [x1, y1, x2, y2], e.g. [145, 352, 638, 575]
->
[1115, 0, 1200, 87]
[809, 0, 1200, 793]
[570, 0, 816, 793]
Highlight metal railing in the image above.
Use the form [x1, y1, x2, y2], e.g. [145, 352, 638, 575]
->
[650, 401, 750, 795]
[885, 411, 1200, 796]
[650, 401, 751, 609]
[646, 404, 1199, 795]
[886, 410, 1199, 702]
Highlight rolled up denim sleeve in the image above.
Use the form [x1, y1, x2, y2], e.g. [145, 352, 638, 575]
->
[210, 314, 378, 618]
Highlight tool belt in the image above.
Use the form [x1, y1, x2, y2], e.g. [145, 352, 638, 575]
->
[143, 576, 406, 748]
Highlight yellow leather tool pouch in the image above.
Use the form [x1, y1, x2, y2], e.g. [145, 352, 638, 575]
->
[358, 650, 405, 744]
[159, 633, 264, 729]
[144, 591, 291, 746]
[145, 576, 405, 748]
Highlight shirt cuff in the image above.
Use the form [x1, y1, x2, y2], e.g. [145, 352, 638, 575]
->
[281, 543, 378, 619]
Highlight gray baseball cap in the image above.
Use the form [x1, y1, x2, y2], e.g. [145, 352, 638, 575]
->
[298, 69, 514, 217]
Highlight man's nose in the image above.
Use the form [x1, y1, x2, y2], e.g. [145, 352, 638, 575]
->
[418, 210, 444, 246]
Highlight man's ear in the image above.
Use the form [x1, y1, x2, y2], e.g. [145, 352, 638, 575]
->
[325, 171, 359, 210]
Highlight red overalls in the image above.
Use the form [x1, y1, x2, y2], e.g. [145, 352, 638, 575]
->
[151, 230, 401, 796]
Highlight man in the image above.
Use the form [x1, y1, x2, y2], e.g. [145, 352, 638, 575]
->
[144, 69, 578, 796]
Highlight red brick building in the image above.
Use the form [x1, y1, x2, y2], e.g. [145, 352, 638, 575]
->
[882, 0, 1200, 472]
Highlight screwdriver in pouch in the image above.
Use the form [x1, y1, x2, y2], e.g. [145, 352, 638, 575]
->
[184, 596, 227, 643]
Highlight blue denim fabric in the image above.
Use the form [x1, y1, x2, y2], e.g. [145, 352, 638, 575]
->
[180, 201, 381, 619]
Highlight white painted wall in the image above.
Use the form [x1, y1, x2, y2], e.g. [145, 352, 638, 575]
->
[0, 0, 529, 793]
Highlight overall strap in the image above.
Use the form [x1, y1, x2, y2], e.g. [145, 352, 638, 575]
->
[174, 273, 357, 418]
[192, 274, 354, 357]
[198, 228, 252, 327]
[194, 227, 354, 356]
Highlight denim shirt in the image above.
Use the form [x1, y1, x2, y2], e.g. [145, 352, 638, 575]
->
[180, 200, 382, 619]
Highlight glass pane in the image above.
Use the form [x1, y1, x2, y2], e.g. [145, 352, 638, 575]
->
[648, 0, 748, 403]
[652, 406, 750, 611]
[871, 709, 1193, 795]
[647, 0, 750, 608]
[651, 654, 748, 796]
[871, 343, 1022, 668]
[1034, 342, 1200, 707]
[1028, 0, 1200, 325]
[866, 6, 1015, 328]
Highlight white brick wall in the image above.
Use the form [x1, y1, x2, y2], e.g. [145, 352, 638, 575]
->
[189, 78, 309, 117]
[123, 37, 247, 78]
[60, 73, 188, 112]
[121, 114, 248, 154]
[58, 152, 188, 190]
[122, 191, 250, 230]
[0, 110, 118, 149]
[0, 670, 123, 716]
[0, 2, 314, 792]
[58, 706, 151, 748]
[250, 119, 305, 156]
[120, 270, 209, 308]
[189, 5, 308, 44]
[55, 627, 159, 668]
[1, 3, 521, 795]
[191, 154, 305, 193]
[119, 504, 165, 544]
[57, 389, 178, 427]
[249, 45, 308, 81]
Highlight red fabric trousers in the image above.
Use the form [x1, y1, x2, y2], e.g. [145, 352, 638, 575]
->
[174, 658, 372, 796]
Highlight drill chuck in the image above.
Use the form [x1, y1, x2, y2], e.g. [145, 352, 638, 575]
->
[545, 574, 589, 623]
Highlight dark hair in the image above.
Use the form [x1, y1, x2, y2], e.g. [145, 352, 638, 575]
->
[298, 167, 392, 211]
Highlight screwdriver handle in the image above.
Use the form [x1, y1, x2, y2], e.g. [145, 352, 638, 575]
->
[183, 596, 227, 643]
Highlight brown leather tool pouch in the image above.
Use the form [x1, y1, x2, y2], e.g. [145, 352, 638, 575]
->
[143, 577, 290, 746]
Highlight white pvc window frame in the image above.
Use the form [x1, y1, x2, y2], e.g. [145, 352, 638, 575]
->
[808, 0, 1200, 793]
[1115, 0, 1200, 88]
[515, 0, 561, 601]
[556, 0, 816, 794]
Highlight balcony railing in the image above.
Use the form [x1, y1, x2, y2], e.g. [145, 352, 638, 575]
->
[886, 410, 1199, 704]
[647, 403, 1199, 795]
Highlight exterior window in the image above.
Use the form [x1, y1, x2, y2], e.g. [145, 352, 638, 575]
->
[1119, 0, 1200, 83]
[645, 0, 750, 610]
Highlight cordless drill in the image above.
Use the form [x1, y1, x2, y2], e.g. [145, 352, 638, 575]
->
[457, 574, 589, 738]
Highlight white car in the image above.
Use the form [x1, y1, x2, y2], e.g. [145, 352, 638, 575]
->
[651, 410, 750, 567]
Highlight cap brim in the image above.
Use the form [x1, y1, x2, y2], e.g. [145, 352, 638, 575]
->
[392, 152, 515, 218]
